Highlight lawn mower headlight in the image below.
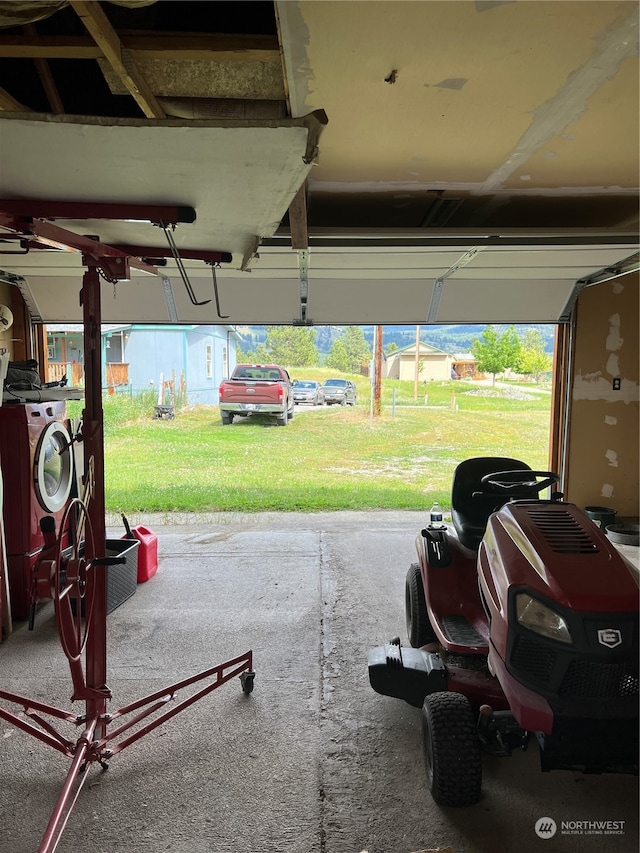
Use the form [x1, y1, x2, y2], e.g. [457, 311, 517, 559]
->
[515, 593, 572, 644]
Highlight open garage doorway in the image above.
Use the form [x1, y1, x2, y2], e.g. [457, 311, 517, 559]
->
[10, 255, 636, 523]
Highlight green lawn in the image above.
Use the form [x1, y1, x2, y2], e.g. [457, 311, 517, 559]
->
[71, 373, 552, 514]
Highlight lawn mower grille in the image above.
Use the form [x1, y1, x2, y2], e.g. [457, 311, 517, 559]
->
[511, 636, 556, 684]
[559, 658, 639, 698]
[509, 638, 639, 698]
[526, 506, 600, 554]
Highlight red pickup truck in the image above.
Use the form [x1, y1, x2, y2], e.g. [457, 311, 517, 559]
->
[218, 364, 295, 426]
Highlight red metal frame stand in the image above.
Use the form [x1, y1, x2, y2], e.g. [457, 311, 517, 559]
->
[0, 228, 254, 853]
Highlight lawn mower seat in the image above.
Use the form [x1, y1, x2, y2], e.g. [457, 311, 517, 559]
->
[451, 457, 533, 551]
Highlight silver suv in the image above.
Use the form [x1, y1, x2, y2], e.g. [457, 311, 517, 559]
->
[321, 378, 357, 406]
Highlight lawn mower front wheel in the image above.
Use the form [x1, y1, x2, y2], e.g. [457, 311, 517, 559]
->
[422, 691, 482, 807]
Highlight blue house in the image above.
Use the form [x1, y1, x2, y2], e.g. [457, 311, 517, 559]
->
[45, 324, 240, 406]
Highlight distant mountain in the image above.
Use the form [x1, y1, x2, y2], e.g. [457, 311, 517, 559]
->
[370, 325, 555, 354]
[236, 324, 556, 355]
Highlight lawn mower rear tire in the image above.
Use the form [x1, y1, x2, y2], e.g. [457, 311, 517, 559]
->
[406, 562, 437, 647]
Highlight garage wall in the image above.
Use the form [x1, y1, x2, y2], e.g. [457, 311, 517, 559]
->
[566, 273, 639, 517]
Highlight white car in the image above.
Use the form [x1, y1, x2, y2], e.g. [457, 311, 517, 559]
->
[293, 380, 325, 405]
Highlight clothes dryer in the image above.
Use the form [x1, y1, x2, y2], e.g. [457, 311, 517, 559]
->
[0, 401, 75, 619]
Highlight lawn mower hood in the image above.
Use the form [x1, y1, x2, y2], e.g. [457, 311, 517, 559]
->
[478, 500, 639, 616]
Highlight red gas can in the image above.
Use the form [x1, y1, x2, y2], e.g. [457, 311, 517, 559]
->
[122, 525, 158, 583]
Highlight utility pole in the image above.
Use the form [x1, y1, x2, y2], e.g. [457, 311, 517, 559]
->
[373, 325, 383, 416]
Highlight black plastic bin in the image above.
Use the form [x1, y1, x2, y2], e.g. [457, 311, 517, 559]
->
[71, 538, 139, 616]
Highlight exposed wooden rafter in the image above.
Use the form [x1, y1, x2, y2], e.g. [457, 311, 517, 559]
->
[0, 32, 281, 63]
[25, 24, 64, 114]
[31, 56, 64, 113]
[68, 0, 166, 119]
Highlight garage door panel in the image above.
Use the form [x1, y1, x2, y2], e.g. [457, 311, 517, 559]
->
[16, 273, 302, 325]
[435, 278, 576, 324]
[308, 278, 437, 324]
[168, 274, 301, 325]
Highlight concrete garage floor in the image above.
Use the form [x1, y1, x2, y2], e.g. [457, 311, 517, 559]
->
[0, 511, 638, 853]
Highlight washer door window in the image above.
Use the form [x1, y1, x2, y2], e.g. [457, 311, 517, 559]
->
[34, 421, 73, 513]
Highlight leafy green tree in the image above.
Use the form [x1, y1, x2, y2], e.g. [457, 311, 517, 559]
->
[500, 325, 521, 369]
[514, 328, 552, 381]
[385, 341, 399, 356]
[259, 326, 320, 367]
[325, 326, 371, 373]
[471, 325, 521, 385]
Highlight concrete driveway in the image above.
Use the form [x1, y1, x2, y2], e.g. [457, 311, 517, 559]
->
[0, 511, 638, 853]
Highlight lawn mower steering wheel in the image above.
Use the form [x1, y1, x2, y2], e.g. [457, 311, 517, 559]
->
[481, 469, 561, 494]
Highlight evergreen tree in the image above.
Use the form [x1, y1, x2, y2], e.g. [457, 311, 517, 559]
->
[259, 326, 320, 367]
[326, 326, 371, 373]
[325, 338, 349, 372]
[237, 342, 268, 363]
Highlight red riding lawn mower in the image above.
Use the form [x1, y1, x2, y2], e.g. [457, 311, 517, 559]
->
[369, 457, 639, 806]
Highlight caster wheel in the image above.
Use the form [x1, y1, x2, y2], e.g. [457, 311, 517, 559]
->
[240, 671, 255, 695]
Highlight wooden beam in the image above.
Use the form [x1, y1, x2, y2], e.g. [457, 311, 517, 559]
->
[9, 286, 30, 362]
[34, 323, 49, 384]
[33, 59, 64, 113]
[0, 35, 100, 59]
[123, 32, 281, 63]
[549, 323, 570, 481]
[0, 32, 281, 63]
[288, 183, 308, 251]
[68, 0, 166, 119]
